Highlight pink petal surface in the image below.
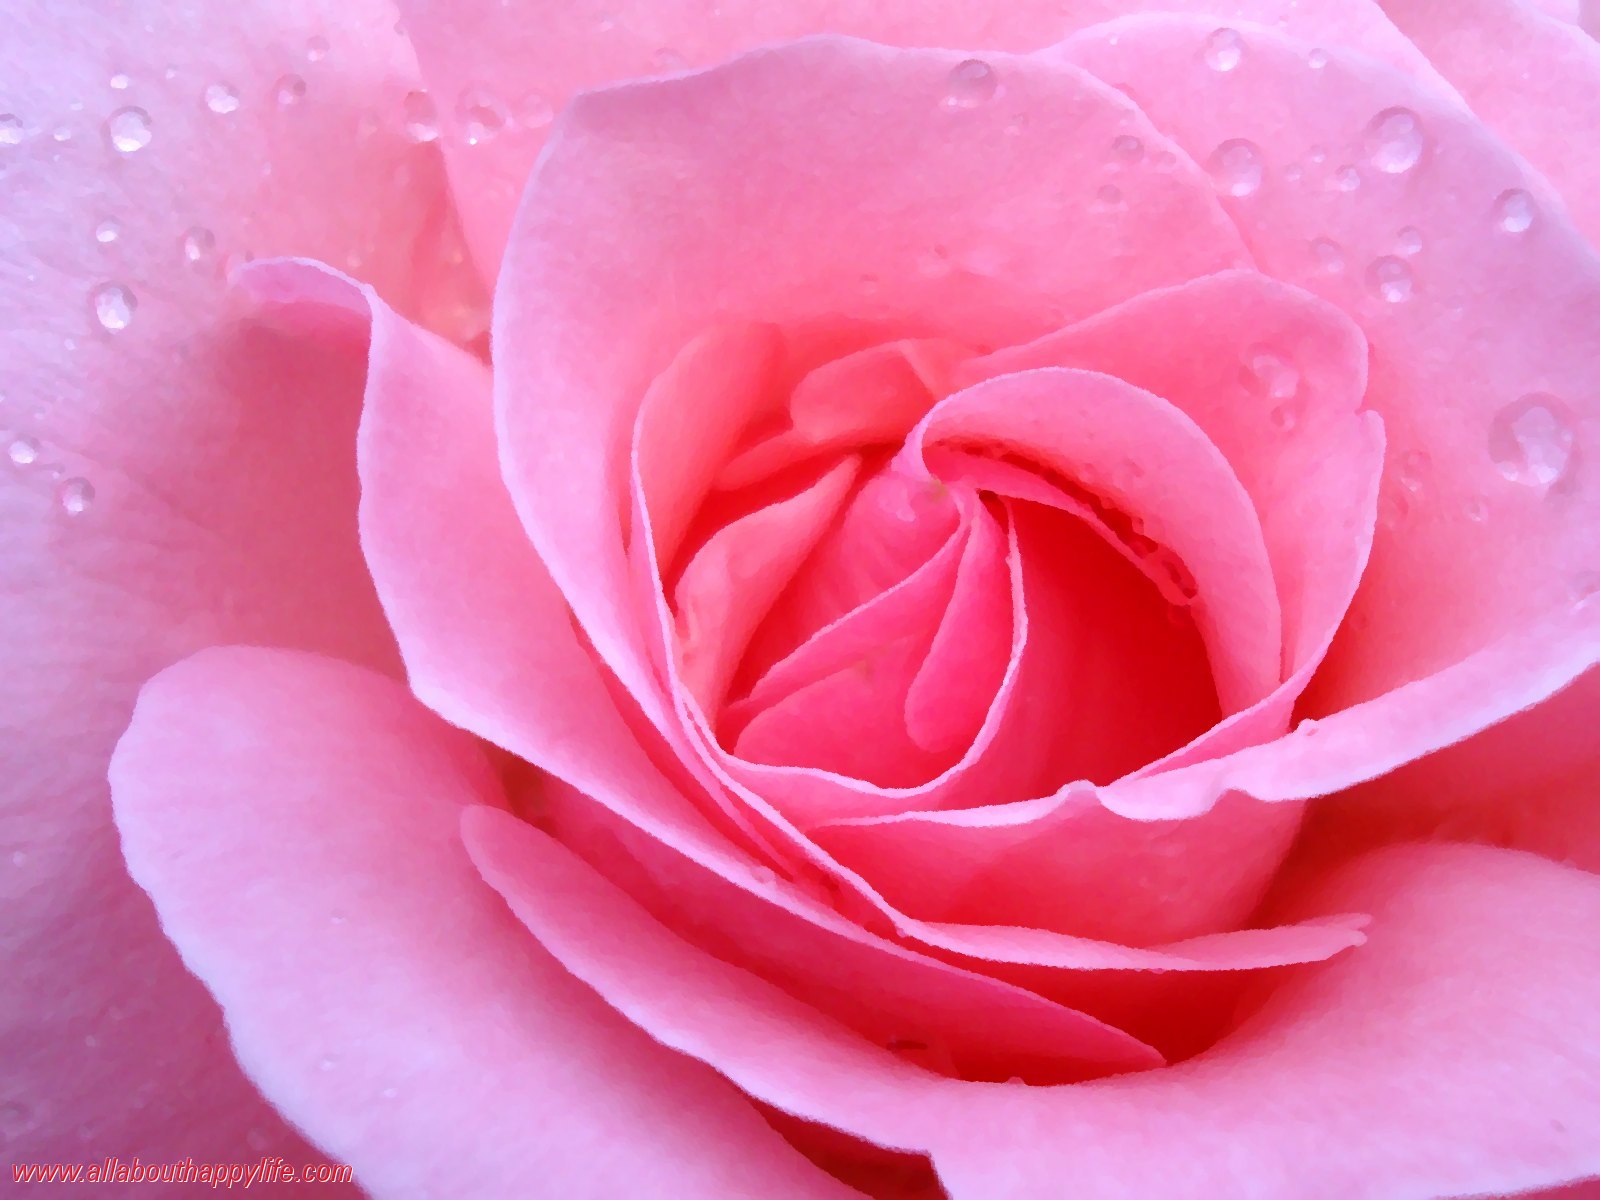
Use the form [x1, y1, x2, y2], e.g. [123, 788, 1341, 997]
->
[1376, 0, 1600, 244]
[316, 256, 1164, 1085]
[110, 647, 858, 1200]
[467, 808, 1600, 1199]
[493, 34, 1250, 753]
[1055, 16, 1600, 717]
[394, 0, 1446, 278]
[911, 366, 1284, 716]
[0, 4, 481, 1179]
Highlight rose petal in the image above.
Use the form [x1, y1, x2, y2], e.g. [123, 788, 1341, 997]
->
[0, 2, 482, 1167]
[1056, 17, 1599, 718]
[297, 253, 1163, 1083]
[395, 0, 1444, 277]
[494, 34, 1249, 751]
[110, 647, 856, 1199]
[1375, 0, 1600, 244]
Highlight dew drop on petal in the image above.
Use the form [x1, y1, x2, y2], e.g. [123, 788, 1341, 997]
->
[1270, 403, 1299, 433]
[1464, 496, 1488, 523]
[1398, 449, 1430, 492]
[1396, 226, 1423, 255]
[1311, 237, 1345, 273]
[943, 59, 997, 109]
[1366, 256, 1414, 304]
[1489, 394, 1576, 489]
[403, 90, 439, 142]
[1094, 183, 1126, 211]
[1241, 347, 1300, 402]
[94, 218, 121, 245]
[1365, 107, 1424, 174]
[274, 74, 307, 107]
[1494, 188, 1536, 235]
[1307, 47, 1330, 70]
[456, 87, 506, 144]
[8, 436, 40, 466]
[180, 225, 215, 267]
[1110, 133, 1143, 161]
[57, 477, 95, 516]
[110, 72, 131, 90]
[105, 106, 152, 152]
[1332, 165, 1361, 193]
[1207, 138, 1263, 197]
[1203, 28, 1243, 72]
[92, 283, 136, 331]
[306, 35, 330, 62]
[204, 82, 240, 114]
[0, 114, 22, 145]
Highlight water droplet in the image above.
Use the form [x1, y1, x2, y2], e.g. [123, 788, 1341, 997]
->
[1311, 237, 1345, 273]
[9, 849, 26, 867]
[651, 48, 688, 72]
[1366, 256, 1414, 304]
[51, 125, 72, 143]
[1365, 107, 1424, 174]
[1241, 347, 1300, 402]
[180, 225, 215, 267]
[0, 114, 22, 145]
[204, 82, 240, 115]
[1398, 449, 1430, 492]
[403, 90, 438, 142]
[1308, 144, 1328, 165]
[943, 59, 997, 109]
[1283, 163, 1304, 185]
[94, 218, 120, 244]
[274, 74, 307, 107]
[1110, 133, 1143, 161]
[163, 64, 179, 82]
[8, 436, 40, 466]
[109, 72, 131, 90]
[1307, 47, 1330, 70]
[1207, 138, 1263, 197]
[1332, 165, 1361, 193]
[456, 87, 506, 144]
[306, 35, 330, 62]
[1464, 495, 1488, 523]
[1494, 188, 1536, 235]
[1094, 183, 1125, 211]
[1489, 394, 1575, 489]
[105, 106, 152, 152]
[92, 283, 136, 331]
[519, 92, 554, 128]
[1203, 28, 1244, 72]
[1270, 403, 1299, 433]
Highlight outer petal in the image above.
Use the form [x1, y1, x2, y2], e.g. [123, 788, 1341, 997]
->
[110, 647, 857, 1200]
[1, 3, 480, 1176]
[1376, 0, 1600, 245]
[466, 810, 1600, 1200]
[393, 0, 1446, 277]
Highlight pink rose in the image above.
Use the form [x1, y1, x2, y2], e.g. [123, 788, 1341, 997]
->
[5, 2, 1597, 1197]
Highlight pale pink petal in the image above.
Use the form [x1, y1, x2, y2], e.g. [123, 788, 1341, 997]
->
[927, 843, 1600, 1199]
[468, 812, 1600, 1197]
[634, 323, 785, 569]
[110, 647, 857, 1200]
[672, 459, 861, 716]
[1056, 17, 1600, 719]
[0, 4, 481, 1170]
[313, 254, 1161, 1082]
[493, 35, 1249, 748]
[394, 0, 1443, 277]
[1376, 0, 1600, 243]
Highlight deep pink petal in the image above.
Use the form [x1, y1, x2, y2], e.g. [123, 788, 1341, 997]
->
[395, 0, 1441, 277]
[0, 3, 486, 1168]
[1376, 0, 1600, 244]
[493, 34, 1249, 750]
[110, 647, 856, 1199]
[1056, 17, 1600, 719]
